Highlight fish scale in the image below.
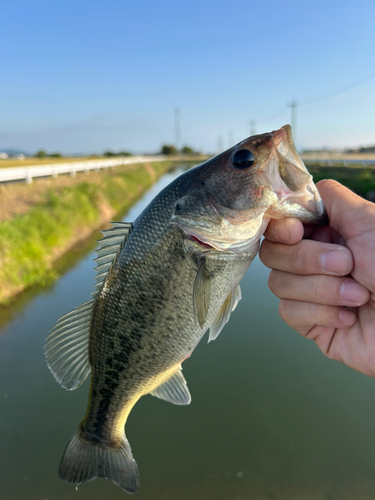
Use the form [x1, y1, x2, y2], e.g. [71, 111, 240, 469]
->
[45, 125, 325, 494]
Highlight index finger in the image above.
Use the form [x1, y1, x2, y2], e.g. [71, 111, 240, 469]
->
[264, 218, 304, 244]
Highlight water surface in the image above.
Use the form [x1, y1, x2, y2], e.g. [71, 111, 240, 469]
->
[1, 166, 375, 500]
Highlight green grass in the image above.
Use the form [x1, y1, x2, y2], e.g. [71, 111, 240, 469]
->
[0, 161, 175, 303]
[309, 166, 375, 197]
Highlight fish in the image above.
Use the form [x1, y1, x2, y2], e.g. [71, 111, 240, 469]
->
[45, 124, 325, 494]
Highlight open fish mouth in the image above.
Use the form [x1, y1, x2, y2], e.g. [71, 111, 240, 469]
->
[267, 125, 325, 219]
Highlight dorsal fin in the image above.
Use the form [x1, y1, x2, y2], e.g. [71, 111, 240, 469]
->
[45, 222, 134, 391]
[150, 366, 191, 405]
[45, 299, 94, 390]
[208, 285, 242, 342]
[92, 222, 133, 298]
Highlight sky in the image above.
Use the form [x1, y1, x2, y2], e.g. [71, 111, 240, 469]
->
[1, 0, 374, 154]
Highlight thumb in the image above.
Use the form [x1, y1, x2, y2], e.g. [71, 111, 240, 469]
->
[317, 179, 375, 294]
[317, 179, 375, 242]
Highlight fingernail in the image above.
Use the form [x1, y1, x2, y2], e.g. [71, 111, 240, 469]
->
[339, 308, 355, 326]
[339, 281, 369, 304]
[320, 248, 349, 274]
[272, 219, 294, 243]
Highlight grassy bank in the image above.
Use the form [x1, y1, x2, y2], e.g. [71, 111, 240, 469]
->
[309, 165, 375, 199]
[0, 160, 177, 304]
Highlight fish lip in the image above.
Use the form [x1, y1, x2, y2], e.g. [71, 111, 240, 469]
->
[272, 124, 305, 170]
[268, 125, 326, 219]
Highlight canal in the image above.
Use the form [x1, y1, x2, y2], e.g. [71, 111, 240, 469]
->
[1, 165, 375, 500]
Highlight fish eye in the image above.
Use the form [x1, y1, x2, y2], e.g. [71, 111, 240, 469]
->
[232, 149, 255, 169]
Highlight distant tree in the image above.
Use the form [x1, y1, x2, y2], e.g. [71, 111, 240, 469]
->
[359, 146, 375, 153]
[181, 146, 195, 155]
[35, 150, 46, 158]
[118, 151, 132, 157]
[161, 145, 178, 155]
[103, 151, 116, 157]
[49, 153, 62, 158]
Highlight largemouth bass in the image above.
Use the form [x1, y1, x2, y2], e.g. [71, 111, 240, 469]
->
[45, 125, 325, 494]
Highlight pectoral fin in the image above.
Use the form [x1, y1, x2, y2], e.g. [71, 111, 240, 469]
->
[150, 366, 191, 405]
[193, 258, 211, 328]
[208, 285, 242, 342]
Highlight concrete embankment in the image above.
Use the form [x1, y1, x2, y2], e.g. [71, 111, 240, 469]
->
[0, 159, 186, 304]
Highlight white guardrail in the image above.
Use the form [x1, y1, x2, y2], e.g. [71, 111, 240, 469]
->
[0, 156, 168, 184]
[303, 158, 375, 167]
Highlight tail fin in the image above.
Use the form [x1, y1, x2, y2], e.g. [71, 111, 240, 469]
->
[58, 428, 139, 494]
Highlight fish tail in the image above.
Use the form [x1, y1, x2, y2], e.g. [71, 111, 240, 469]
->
[58, 427, 139, 494]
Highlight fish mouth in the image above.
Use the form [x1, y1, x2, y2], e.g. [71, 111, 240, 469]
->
[272, 125, 301, 167]
[268, 125, 325, 220]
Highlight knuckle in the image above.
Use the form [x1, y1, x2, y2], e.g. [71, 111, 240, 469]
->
[258, 240, 269, 265]
[317, 178, 338, 190]
[278, 299, 291, 322]
[291, 242, 306, 274]
[309, 275, 322, 301]
[279, 299, 300, 328]
[268, 270, 281, 295]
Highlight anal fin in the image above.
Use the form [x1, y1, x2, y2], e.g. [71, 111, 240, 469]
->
[150, 366, 191, 405]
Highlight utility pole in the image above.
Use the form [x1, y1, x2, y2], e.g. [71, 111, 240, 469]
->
[174, 108, 181, 151]
[250, 120, 256, 136]
[287, 100, 297, 143]
[217, 135, 223, 153]
[228, 130, 233, 148]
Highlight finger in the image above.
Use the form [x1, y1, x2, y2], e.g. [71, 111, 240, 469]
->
[259, 239, 353, 276]
[304, 224, 333, 242]
[279, 299, 356, 331]
[308, 225, 346, 246]
[263, 218, 304, 244]
[268, 271, 370, 307]
[317, 179, 375, 241]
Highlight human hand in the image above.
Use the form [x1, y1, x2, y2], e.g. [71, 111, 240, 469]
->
[259, 179, 375, 377]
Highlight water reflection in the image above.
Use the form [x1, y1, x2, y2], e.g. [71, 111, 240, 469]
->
[1, 165, 375, 499]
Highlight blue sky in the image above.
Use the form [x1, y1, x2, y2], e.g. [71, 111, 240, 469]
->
[1, 0, 374, 154]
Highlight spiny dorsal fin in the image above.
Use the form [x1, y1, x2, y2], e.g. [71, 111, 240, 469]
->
[92, 222, 133, 298]
[150, 366, 191, 405]
[193, 258, 211, 328]
[208, 285, 242, 342]
[45, 299, 94, 390]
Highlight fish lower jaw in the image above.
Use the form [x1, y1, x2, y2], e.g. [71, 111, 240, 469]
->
[182, 225, 267, 255]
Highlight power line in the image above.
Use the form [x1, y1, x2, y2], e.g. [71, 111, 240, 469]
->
[257, 108, 287, 126]
[299, 69, 375, 107]
[255, 68, 375, 126]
